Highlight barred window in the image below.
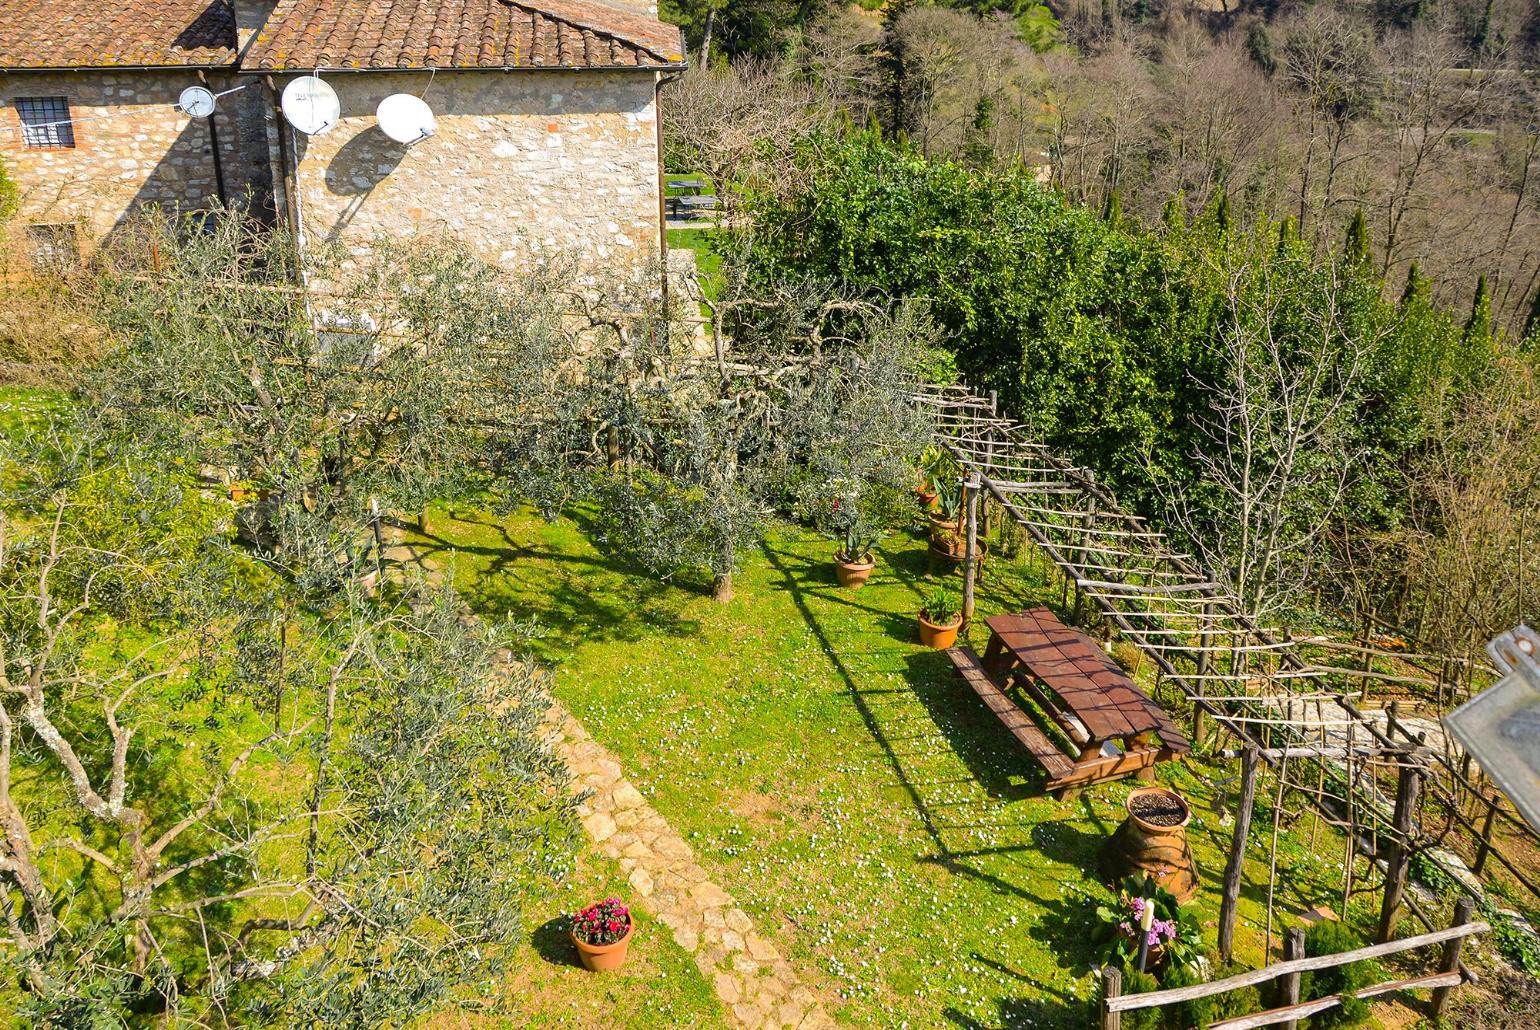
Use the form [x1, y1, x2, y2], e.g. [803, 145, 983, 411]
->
[15, 96, 74, 149]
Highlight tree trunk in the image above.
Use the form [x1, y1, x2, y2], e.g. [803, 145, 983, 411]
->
[712, 569, 733, 604]
[700, 8, 716, 68]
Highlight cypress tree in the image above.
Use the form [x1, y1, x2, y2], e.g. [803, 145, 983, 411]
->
[1162, 193, 1185, 230]
[1522, 287, 1540, 354]
[1102, 189, 1122, 226]
[1343, 209, 1372, 276]
[1464, 274, 1494, 346]
[1275, 216, 1297, 256]
[1211, 189, 1231, 233]
[1400, 262, 1430, 307]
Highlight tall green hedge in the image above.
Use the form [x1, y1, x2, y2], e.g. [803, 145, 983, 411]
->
[741, 129, 1492, 534]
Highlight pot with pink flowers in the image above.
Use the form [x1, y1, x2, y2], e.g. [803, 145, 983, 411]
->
[571, 897, 634, 971]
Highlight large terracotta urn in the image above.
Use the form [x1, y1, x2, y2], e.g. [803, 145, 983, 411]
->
[1101, 786, 1200, 903]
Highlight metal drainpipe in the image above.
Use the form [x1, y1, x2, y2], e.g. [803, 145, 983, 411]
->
[198, 70, 229, 206]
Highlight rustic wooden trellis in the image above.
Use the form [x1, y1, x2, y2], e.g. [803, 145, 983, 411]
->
[913, 382, 1540, 923]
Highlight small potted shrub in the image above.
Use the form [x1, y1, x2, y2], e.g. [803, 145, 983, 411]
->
[834, 525, 878, 588]
[571, 897, 634, 971]
[918, 586, 963, 648]
[1094, 876, 1203, 975]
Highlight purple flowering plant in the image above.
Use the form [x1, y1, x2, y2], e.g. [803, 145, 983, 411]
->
[572, 897, 631, 946]
[1094, 876, 1204, 972]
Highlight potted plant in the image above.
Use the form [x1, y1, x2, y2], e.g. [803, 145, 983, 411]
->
[834, 524, 878, 588]
[1093, 876, 1204, 975]
[918, 586, 963, 648]
[571, 897, 634, 971]
[928, 477, 963, 546]
[915, 446, 950, 508]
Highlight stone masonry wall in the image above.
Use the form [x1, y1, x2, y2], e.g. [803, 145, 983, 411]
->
[0, 70, 272, 247]
[282, 70, 662, 279]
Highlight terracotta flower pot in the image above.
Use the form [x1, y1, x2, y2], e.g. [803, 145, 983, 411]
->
[927, 538, 987, 575]
[916, 486, 939, 508]
[835, 552, 875, 588]
[918, 611, 963, 649]
[573, 917, 634, 972]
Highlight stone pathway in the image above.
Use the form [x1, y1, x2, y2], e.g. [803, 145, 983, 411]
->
[383, 526, 834, 1029]
[556, 713, 834, 1029]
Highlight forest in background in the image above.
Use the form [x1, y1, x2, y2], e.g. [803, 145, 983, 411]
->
[663, 0, 1540, 337]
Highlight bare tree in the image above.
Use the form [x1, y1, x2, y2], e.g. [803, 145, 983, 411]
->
[662, 61, 825, 222]
[1377, 25, 1506, 276]
[1152, 251, 1379, 622]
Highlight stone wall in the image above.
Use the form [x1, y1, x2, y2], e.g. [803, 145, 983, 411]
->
[0, 69, 272, 248]
[280, 70, 663, 280]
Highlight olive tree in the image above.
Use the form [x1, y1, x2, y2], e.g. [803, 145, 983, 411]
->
[0, 427, 576, 1025]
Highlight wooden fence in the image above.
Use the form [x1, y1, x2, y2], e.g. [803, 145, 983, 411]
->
[1100, 899, 1486, 1029]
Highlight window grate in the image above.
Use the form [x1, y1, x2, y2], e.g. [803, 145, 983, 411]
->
[16, 96, 75, 149]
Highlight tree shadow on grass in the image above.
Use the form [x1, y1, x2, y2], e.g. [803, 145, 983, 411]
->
[759, 536, 1107, 1010]
[392, 508, 703, 661]
[944, 996, 1094, 1030]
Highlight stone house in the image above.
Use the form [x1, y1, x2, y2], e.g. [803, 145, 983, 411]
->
[0, 0, 685, 276]
[0, 0, 272, 263]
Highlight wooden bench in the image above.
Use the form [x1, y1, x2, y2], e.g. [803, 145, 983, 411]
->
[948, 647, 1075, 782]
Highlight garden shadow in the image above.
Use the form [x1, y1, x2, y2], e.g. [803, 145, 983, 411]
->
[391, 507, 702, 660]
[531, 915, 584, 969]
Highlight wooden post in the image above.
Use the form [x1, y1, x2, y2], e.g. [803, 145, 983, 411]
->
[1473, 792, 1500, 875]
[1279, 926, 1305, 1030]
[962, 472, 980, 628]
[1430, 897, 1475, 1019]
[1100, 965, 1122, 1030]
[1218, 746, 1261, 964]
[1359, 610, 1374, 704]
[982, 391, 997, 539]
[1385, 700, 1401, 742]
[1377, 760, 1423, 943]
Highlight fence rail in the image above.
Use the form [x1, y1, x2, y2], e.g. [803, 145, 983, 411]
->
[1100, 898, 1484, 1029]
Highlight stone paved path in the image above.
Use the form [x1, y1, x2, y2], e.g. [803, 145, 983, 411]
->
[556, 713, 835, 1029]
[384, 526, 834, 1029]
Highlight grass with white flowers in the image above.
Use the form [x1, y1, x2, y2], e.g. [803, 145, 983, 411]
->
[415, 503, 1384, 1029]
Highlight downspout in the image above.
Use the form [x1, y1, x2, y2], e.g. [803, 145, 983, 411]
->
[197, 70, 229, 206]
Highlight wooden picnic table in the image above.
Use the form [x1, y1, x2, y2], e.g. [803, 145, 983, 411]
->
[948, 607, 1190, 798]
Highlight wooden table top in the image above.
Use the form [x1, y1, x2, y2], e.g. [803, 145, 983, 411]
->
[984, 607, 1188, 750]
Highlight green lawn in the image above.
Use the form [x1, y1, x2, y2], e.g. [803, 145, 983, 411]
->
[667, 227, 725, 301]
[412, 504, 1382, 1029]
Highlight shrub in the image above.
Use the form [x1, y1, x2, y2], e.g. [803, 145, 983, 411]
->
[1118, 968, 1163, 1030]
[1299, 923, 1382, 1028]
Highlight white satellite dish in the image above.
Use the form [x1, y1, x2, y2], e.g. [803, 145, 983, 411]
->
[376, 93, 436, 145]
[178, 86, 217, 119]
[282, 76, 341, 136]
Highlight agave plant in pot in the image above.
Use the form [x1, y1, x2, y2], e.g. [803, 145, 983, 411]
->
[918, 585, 964, 648]
[834, 523, 879, 588]
[571, 897, 634, 971]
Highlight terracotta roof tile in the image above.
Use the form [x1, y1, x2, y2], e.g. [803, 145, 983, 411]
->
[245, 0, 685, 72]
[0, 0, 236, 68]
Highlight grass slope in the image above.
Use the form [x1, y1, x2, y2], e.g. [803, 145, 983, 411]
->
[414, 504, 1375, 1029]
